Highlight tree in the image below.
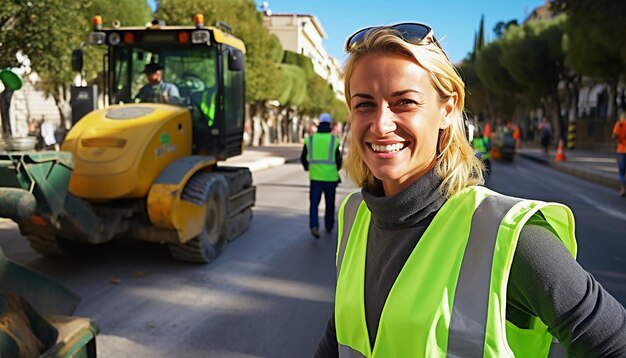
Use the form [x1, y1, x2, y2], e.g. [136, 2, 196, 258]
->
[0, 0, 152, 132]
[458, 61, 487, 121]
[0, 0, 22, 69]
[274, 63, 306, 143]
[474, 39, 524, 122]
[555, 0, 626, 119]
[1, 0, 92, 128]
[498, 16, 571, 140]
[493, 20, 518, 39]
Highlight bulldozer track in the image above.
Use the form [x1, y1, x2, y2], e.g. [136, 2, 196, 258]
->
[214, 167, 253, 195]
[168, 172, 228, 264]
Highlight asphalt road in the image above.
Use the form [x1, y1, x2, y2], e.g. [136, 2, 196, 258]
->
[0, 156, 625, 357]
[486, 156, 626, 305]
[0, 162, 348, 358]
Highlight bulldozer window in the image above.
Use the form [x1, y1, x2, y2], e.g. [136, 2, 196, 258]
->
[222, 49, 244, 131]
[109, 46, 218, 108]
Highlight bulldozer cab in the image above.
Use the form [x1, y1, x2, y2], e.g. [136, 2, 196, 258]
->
[87, 16, 246, 159]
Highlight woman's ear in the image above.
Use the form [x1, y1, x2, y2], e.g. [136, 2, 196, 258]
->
[440, 93, 458, 130]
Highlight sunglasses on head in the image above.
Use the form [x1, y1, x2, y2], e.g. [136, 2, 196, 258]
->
[345, 22, 439, 53]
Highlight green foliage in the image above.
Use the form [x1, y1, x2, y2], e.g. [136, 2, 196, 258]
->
[475, 40, 522, 95]
[0, 0, 22, 68]
[556, 0, 625, 119]
[328, 98, 349, 123]
[499, 17, 566, 101]
[0, 0, 90, 74]
[493, 20, 518, 39]
[563, 16, 622, 82]
[277, 64, 306, 106]
[12, 0, 92, 100]
[91, 0, 153, 28]
[476, 15, 485, 53]
[459, 60, 517, 121]
[559, 1, 625, 83]
[283, 51, 315, 77]
[556, 0, 626, 63]
[0, 0, 152, 121]
[304, 74, 336, 116]
[281, 50, 342, 118]
[155, 0, 284, 103]
[458, 61, 487, 117]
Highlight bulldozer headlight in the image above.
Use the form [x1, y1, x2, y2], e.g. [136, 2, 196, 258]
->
[108, 32, 121, 46]
[191, 30, 210, 44]
[89, 31, 106, 45]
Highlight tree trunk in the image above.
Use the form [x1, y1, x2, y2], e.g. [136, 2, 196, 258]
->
[53, 85, 72, 131]
[251, 102, 263, 147]
[275, 108, 284, 144]
[553, 93, 565, 143]
[260, 118, 270, 146]
[567, 75, 581, 123]
[288, 108, 299, 143]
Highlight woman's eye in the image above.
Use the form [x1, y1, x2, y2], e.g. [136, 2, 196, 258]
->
[354, 101, 374, 110]
[395, 99, 418, 107]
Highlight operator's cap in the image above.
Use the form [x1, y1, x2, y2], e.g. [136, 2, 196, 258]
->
[319, 113, 332, 124]
[143, 63, 163, 74]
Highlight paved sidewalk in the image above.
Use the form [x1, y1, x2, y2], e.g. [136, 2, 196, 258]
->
[516, 144, 621, 190]
[218, 143, 303, 172]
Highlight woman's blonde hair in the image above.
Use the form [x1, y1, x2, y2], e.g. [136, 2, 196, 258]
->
[343, 27, 484, 197]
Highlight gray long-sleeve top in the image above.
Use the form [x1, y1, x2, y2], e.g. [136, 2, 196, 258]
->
[314, 169, 626, 357]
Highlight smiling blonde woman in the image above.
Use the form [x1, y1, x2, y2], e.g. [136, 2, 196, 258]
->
[314, 24, 626, 358]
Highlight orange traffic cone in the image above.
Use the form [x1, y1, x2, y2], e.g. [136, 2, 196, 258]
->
[554, 139, 566, 162]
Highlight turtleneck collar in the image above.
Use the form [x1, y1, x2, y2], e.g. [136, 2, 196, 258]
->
[361, 168, 445, 229]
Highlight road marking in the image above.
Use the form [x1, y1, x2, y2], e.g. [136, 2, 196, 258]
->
[576, 193, 626, 221]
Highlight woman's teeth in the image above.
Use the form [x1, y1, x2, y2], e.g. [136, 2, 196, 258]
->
[371, 143, 405, 153]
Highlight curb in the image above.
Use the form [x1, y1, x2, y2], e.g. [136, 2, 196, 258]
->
[218, 157, 286, 173]
[517, 152, 620, 190]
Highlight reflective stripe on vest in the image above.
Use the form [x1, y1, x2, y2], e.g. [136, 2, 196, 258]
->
[306, 133, 339, 182]
[448, 195, 519, 357]
[201, 90, 217, 126]
[335, 186, 577, 357]
[337, 192, 363, 280]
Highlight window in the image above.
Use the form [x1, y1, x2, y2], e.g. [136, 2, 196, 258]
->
[222, 49, 244, 131]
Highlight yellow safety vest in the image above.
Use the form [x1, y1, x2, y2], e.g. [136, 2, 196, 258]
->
[335, 186, 577, 357]
[305, 132, 340, 182]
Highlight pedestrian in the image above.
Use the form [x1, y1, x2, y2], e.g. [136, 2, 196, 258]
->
[40, 119, 58, 151]
[611, 111, 626, 197]
[539, 117, 552, 155]
[135, 63, 180, 104]
[301, 113, 342, 239]
[314, 23, 626, 357]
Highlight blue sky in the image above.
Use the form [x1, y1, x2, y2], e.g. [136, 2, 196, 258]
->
[147, 0, 545, 64]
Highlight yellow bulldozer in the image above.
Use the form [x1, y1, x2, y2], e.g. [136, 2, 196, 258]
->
[0, 15, 255, 264]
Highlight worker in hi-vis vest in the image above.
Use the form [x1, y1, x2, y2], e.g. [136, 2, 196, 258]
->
[472, 126, 492, 175]
[300, 113, 342, 239]
[314, 23, 626, 357]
